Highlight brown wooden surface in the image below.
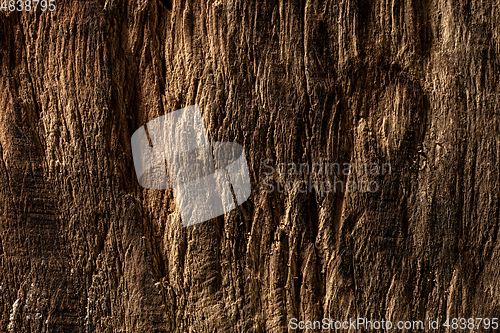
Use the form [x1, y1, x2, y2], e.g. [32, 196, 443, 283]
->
[1, 0, 499, 332]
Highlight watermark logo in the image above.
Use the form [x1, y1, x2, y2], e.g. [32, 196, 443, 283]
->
[262, 159, 391, 196]
[131, 105, 251, 227]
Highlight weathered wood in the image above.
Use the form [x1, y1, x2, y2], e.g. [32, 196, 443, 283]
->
[1, 0, 499, 332]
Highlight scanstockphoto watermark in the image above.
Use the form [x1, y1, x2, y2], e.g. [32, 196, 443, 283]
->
[262, 159, 391, 196]
[131, 105, 251, 227]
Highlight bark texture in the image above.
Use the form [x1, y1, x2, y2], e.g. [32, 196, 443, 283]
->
[1, 0, 499, 332]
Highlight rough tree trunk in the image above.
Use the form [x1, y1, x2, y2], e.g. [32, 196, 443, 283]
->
[1, 0, 499, 332]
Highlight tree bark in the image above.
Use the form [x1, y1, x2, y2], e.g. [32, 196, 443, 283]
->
[1, 0, 499, 332]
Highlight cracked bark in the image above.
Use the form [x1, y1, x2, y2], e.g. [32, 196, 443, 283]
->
[1, 0, 499, 332]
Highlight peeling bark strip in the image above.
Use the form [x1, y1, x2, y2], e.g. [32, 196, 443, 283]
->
[1, 0, 500, 332]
